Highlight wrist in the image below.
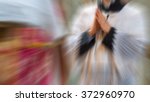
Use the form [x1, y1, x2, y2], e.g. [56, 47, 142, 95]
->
[102, 27, 116, 51]
[104, 22, 111, 33]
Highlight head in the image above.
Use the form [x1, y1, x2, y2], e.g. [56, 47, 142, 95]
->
[98, 0, 129, 12]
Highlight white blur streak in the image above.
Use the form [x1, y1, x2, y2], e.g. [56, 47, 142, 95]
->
[65, 1, 148, 85]
[0, 0, 65, 39]
[0, 0, 49, 27]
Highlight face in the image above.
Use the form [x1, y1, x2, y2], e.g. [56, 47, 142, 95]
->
[98, 0, 127, 12]
[102, 0, 111, 8]
[101, 0, 118, 8]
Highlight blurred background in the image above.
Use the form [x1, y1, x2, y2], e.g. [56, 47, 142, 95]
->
[0, 0, 149, 84]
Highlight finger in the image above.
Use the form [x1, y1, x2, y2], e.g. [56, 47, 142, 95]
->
[97, 9, 101, 14]
[96, 11, 107, 24]
[96, 9, 101, 17]
[96, 11, 103, 21]
[96, 14, 101, 25]
[89, 16, 101, 35]
[97, 13, 105, 21]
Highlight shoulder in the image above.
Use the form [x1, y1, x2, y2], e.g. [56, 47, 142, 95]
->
[71, 4, 97, 34]
[121, 1, 147, 17]
[77, 4, 97, 16]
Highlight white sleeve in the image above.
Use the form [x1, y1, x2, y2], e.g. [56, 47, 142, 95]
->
[112, 6, 148, 84]
[113, 5, 148, 60]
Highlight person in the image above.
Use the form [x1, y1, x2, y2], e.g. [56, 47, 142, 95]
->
[66, 0, 148, 84]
